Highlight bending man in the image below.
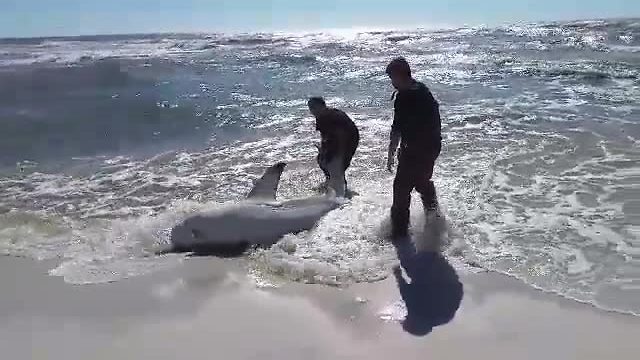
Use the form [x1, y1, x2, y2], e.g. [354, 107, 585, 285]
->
[308, 97, 360, 191]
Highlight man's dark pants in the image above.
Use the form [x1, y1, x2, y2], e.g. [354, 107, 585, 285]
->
[391, 142, 442, 236]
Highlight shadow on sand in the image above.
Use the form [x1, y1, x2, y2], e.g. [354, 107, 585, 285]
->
[391, 210, 464, 336]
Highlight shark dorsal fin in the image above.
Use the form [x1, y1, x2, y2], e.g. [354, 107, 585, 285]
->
[247, 162, 287, 200]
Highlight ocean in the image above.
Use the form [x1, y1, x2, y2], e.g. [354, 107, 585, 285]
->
[0, 18, 638, 316]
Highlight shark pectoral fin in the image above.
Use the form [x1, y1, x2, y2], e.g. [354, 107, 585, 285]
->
[247, 162, 287, 200]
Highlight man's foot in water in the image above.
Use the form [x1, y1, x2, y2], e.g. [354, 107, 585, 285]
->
[390, 226, 410, 243]
[424, 205, 443, 220]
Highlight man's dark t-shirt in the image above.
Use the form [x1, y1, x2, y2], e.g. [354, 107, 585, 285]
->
[392, 81, 442, 156]
[315, 108, 360, 158]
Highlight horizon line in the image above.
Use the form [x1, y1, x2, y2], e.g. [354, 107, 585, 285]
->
[1, 15, 635, 41]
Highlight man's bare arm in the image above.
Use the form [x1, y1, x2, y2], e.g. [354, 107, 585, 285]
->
[387, 129, 401, 172]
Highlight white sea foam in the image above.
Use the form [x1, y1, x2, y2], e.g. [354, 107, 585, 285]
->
[1, 18, 638, 316]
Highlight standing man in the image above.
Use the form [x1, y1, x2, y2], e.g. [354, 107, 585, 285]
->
[308, 97, 360, 191]
[385, 57, 442, 239]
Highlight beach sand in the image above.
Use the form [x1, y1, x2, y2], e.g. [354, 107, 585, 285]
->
[1, 255, 639, 360]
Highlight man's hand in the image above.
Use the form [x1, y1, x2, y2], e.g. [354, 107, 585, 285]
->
[386, 151, 395, 173]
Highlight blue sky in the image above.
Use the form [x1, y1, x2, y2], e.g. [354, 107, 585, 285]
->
[2, 0, 639, 38]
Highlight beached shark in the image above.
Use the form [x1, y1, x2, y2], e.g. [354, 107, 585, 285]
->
[163, 157, 347, 256]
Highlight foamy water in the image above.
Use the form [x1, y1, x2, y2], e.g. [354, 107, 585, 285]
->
[0, 18, 638, 315]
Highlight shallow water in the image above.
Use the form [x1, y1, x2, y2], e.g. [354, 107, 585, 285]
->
[0, 18, 638, 315]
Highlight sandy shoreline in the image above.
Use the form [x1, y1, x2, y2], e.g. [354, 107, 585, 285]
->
[1, 255, 639, 360]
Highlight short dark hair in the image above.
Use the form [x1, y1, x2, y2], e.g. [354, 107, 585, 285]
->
[386, 57, 411, 77]
[308, 96, 326, 107]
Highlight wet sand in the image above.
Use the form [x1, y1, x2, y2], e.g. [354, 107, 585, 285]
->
[1, 255, 639, 360]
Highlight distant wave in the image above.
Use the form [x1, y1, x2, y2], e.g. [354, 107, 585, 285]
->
[546, 68, 636, 80]
[3, 18, 638, 67]
[0, 59, 131, 98]
[198, 43, 218, 50]
[217, 36, 290, 46]
[385, 35, 413, 42]
[512, 65, 638, 82]
[0, 37, 47, 46]
[243, 53, 318, 66]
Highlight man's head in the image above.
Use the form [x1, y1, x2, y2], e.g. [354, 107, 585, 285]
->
[386, 57, 412, 91]
[308, 97, 328, 118]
